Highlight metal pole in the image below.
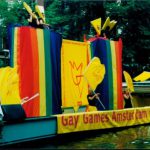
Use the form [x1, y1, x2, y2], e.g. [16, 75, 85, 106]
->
[83, 76, 105, 109]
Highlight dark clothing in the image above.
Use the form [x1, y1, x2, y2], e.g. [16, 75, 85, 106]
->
[29, 18, 44, 29]
[101, 26, 111, 39]
[29, 19, 38, 28]
[87, 94, 101, 110]
[38, 18, 45, 29]
[124, 97, 132, 108]
[37, 24, 44, 29]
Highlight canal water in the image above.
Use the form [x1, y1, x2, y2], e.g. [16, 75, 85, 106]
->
[11, 124, 150, 149]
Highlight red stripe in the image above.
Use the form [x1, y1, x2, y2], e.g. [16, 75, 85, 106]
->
[115, 41, 120, 109]
[18, 27, 34, 117]
[118, 38, 123, 109]
[88, 37, 107, 42]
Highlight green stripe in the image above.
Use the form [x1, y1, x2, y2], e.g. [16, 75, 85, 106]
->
[90, 43, 94, 58]
[44, 29, 52, 115]
[106, 40, 113, 109]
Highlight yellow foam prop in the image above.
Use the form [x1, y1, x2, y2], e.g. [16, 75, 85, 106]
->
[102, 17, 110, 30]
[102, 17, 117, 31]
[23, 2, 37, 19]
[35, 5, 45, 23]
[90, 18, 101, 35]
[134, 71, 150, 82]
[123, 71, 134, 92]
[0, 67, 21, 105]
[83, 57, 105, 91]
[109, 20, 117, 31]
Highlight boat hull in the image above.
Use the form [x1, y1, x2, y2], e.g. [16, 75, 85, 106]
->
[0, 116, 57, 146]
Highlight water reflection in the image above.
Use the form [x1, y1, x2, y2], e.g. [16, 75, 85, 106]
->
[10, 124, 150, 149]
[39, 125, 150, 149]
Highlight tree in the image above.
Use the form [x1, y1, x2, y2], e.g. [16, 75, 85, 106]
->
[0, 0, 31, 48]
[104, 0, 150, 77]
[45, 0, 105, 41]
[0, 0, 105, 43]
[0, 0, 149, 75]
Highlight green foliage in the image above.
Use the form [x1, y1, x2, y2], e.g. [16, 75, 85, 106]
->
[0, 0, 149, 76]
[0, 0, 39, 50]
[104, 0, 150, 76]
[45, 0, 104, 40]
[0, 0, 28, 37]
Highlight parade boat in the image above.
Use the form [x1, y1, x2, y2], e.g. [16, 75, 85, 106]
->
[0, 18, 150, 146]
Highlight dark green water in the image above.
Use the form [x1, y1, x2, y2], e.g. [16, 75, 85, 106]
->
[11, 124, 150, 149]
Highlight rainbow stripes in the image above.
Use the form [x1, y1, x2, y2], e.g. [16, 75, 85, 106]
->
[9, 26, 62, 117]
[8, 26, 123, 116]
[89, 37, 123, 110]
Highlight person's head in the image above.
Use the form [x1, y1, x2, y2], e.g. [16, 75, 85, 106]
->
[123, 88, 130, 94]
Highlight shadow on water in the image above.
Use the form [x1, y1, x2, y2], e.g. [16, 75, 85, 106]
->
[4, 124, 150, 149]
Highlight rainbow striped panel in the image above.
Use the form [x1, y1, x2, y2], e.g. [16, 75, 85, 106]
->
[89, 37, 123, 110]
[9, 26, 62, 117]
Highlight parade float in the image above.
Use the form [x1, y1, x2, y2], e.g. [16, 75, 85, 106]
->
[0, 3, 150, 146]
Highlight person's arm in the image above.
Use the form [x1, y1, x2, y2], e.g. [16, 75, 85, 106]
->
[88, 93, 100, 100]
[36, 18, 40, 25]
[28, 14, 32, 22]
[88, 94, 95, 100]
[128, 91, 132, 99]
[123, 93, 129, 99]
[126, 88, 132, 99]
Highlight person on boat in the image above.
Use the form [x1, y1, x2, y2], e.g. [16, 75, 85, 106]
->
[123, 88, 133, 108]
[28, 12, 52, 29]
[87, 89, 101, 111]
[28, 12, 45, 29]
[28, 12, 39, 28]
